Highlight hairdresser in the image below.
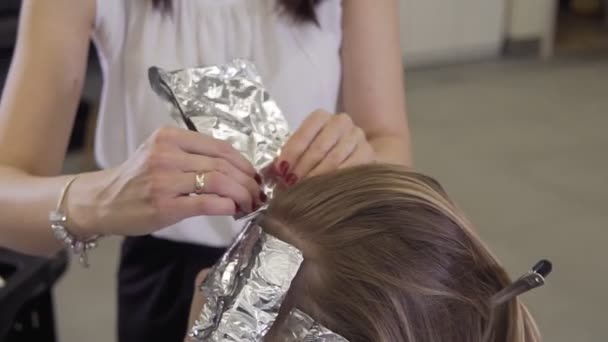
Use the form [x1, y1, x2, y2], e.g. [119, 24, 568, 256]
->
[0, 0, 410, 341]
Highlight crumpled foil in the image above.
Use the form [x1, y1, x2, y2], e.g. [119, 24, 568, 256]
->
[148, 59, 290, 197]
[148, 60, 348, 341]
[282, 309, 349, 342]
[189, 217, 303, 341]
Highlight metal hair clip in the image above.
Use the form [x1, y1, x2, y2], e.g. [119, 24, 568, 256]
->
[492, 259, 553, 305]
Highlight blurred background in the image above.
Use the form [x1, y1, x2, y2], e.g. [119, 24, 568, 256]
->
[0, 0, 606, 341]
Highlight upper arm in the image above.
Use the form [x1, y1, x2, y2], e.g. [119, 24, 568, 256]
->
[340, 0, 409, 140]
[0, 0, 96, 175]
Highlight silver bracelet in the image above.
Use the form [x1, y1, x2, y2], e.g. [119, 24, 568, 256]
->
[49, 176, 101, 268]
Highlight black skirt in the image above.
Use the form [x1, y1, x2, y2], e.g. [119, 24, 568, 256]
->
[117, 235, 226, 342]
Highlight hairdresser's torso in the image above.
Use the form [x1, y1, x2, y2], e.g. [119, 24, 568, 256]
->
[92, 0, 343, 246]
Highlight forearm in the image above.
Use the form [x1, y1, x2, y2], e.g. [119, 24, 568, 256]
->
[0, 166, 102, 256]
[369, 134, 412, 166]
[341, 0, 412, 168]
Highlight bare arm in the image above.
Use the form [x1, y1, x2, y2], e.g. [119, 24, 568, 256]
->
[0, 0, 96, 255]
[0, 1, 266, 257]
[341, 0, 412, 165]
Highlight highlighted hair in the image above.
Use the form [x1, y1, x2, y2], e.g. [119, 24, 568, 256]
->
[263, 164, 541, 342]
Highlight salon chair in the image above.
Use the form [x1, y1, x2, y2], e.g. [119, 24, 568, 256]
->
[0, 248, 67, 342]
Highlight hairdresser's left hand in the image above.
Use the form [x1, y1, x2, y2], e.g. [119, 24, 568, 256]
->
[275, 110, 376, 185]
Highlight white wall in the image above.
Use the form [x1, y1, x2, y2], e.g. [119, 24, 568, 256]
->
[506, 0, 555, 39]
[399, 0, 506, 66]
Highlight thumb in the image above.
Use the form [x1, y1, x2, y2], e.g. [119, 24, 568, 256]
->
[185, 269, 211, 341]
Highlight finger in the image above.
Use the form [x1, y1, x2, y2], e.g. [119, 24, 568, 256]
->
[155, 170, 253, 211]
[168, 194, 237, 219]
[307, 126, 360, 177]
[277, 110, 331, 176]
[338, 142, 376, 169]
[291, 114, 353, 180]
[187, 269, 211, 334]
[194, 269, 210, 287]
[168, 127, 256, 177]
[194, 171, 255, 212]
[174, 154, 263, 205]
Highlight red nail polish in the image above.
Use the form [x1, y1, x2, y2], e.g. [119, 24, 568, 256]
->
[259, 191, 267, 202]
[254, 174, 262, 185]
[279, 161, 290, 176]
[286, 173, 298, 186]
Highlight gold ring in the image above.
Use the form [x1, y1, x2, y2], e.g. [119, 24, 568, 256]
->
[194, 172, 206, 194]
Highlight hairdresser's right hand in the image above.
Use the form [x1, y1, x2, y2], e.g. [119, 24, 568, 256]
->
[68, 126, 263, 237]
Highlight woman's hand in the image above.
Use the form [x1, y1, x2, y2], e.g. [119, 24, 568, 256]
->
[68, 126, 265, 237]
[275, 110, 376, 185]
[185, 269, 210, 341]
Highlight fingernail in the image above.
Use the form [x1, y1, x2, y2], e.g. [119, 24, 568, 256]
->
[254, 174, 262, 185]
[286, 173, 298, 186]
[259, 191, 267, 203]
[279, 161, 290, 176]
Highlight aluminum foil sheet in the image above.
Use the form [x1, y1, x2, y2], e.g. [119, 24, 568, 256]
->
[282, 309, 349, 342]
[148, 59, 290, 197]
[149, 60, 348, 341]
[189, 217, 304, 341]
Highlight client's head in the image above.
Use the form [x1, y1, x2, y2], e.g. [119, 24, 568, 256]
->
[261, 164, 540, 342]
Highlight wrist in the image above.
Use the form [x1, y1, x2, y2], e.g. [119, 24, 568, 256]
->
[369, 136, 412, 166]
[64, 169, 114, 238]
[50, 172, 110, 267]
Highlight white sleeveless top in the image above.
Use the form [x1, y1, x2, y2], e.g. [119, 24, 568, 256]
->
[92, 0, 343, 246]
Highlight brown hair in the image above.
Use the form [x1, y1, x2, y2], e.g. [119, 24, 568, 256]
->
[151, 0, 324, 22]
[261, 164, 541, 342]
